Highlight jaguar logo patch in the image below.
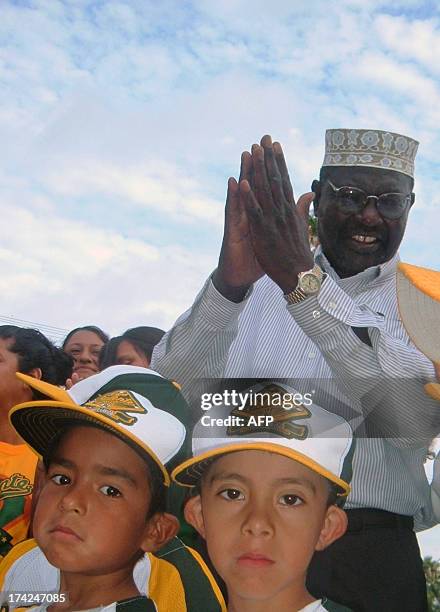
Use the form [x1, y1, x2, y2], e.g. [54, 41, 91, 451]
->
[84, 390, 147, 426]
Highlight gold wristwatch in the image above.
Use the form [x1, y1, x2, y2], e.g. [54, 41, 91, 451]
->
[284, 264, 324, 305]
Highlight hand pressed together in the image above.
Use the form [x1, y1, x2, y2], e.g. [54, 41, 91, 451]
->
[213, 135, 315, 300]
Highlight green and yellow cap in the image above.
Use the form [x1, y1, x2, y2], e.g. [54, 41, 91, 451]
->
[172, 381, 354, 497]
[9, 365, 190, 486]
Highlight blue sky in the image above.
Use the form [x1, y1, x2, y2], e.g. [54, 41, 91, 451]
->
[2, 0, 440, 555]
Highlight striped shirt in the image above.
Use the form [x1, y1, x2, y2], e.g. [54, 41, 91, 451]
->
[152, 248, 440, 530]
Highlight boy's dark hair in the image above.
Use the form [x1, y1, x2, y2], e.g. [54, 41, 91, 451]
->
[62, 326, 109, 349]
[326, 482, 343, 507]
[0, 325, 73, 385]
[43, 424, 166, 519]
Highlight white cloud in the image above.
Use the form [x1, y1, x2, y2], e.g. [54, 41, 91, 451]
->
[41, 158, 223, 224]
[0, 200, 216, 334]
[375, 14, 440, 75]
[0, 0, 439, 335]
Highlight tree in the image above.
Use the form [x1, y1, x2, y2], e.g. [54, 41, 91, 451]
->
[425, 556, 440, 611]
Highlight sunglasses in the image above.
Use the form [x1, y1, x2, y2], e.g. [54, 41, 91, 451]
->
[327, 180, 412, 220]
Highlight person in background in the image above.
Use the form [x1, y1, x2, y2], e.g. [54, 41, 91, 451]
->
[0, 325, 72, 559]
[62, 325, 109, 386]
[100, 326, 165, 370]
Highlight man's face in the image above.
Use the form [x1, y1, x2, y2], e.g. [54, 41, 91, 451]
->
[186, 450, 346, 609]
[314, 167, 414, 277]
[33, 426, 153, 575]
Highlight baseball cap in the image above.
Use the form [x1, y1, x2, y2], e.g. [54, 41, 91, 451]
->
[9, 365, 190, 486]
[172, 381, 354, 498]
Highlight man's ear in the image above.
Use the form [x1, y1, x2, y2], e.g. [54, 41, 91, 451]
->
[27, 368, 42, 380]
[311, 179, 321, 215]
[184, 494, 206, 539]
[315, 505, 347, 552]
[410, 192, 415, 207]
[140, 512, 179, 553]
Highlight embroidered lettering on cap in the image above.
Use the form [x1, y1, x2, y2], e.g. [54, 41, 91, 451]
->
[84, 390, 147, 426]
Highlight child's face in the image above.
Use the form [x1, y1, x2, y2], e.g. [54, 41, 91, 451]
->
[185, 450, 346, 607]
[33, 426, 158, 575]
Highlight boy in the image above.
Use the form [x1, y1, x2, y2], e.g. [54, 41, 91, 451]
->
[172, 381, 354, 612]
[0, 365, 226, 612]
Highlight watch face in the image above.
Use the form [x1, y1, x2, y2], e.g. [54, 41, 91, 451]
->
[299, 273, 320, 294]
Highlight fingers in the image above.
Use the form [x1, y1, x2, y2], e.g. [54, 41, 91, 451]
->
[273, 141, 294, 203]
[296, 192, 315, 224]
[225, 176, 239, 206]
[225, 175, 251, 235]
[260, 135, 284, 205]
[65, 372, 82, 389]
[225, 176, 240, 218]
[251, 141, 274, 213]
[239, 180, 263, 222]
[240, 135, 298, 218]
[239, 151, 253, 185]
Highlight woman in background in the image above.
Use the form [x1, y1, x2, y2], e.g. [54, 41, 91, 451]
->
[62, 325, 108, 384]
[100, 326, 165, 369]
[0, 325, 72, 557]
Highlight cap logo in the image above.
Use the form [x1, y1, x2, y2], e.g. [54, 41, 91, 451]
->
[84, 390, 147, 426]
[226, 384, 311, 439]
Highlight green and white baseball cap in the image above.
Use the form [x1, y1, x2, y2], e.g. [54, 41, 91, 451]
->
[10, 365, 190, 486]
[172, 381, 354, 498]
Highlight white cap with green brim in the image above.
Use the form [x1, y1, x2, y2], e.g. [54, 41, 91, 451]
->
[9, 365, 190, 486]
[172, 381, 354, 498]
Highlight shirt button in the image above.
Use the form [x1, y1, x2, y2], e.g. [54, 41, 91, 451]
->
[312, 310, 321, 319]
[308, 352, 316, 359]
[328, 301, 337, 309]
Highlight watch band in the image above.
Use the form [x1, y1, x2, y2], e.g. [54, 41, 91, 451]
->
[284, 264, 323, 305]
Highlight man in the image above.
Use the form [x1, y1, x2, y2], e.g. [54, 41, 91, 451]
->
[152, 129, 440, 611]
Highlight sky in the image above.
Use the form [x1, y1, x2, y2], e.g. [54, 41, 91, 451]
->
[1, 0, 440, 555]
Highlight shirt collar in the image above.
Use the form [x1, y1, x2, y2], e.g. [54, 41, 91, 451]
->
[314, 246, 399, 289]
